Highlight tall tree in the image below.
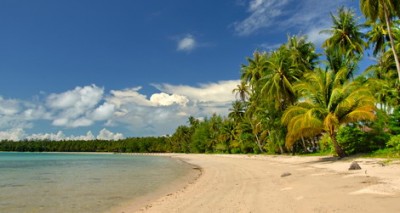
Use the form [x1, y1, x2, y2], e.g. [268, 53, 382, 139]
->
[322, 7, 366, 59]
[360, 0, 400, 80]
[232, 81, 250, 102]
[322, 7, 366, 79]
[282, 68, 376, 158]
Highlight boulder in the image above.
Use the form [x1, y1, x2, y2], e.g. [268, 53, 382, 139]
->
[349, 161, 362, 170]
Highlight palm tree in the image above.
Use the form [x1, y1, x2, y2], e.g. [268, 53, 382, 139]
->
[286, 35, 319, 72]
[282, 68, 376, 158]
[261, 36, 317, 110]
[322, 7, 366, 80]
[261, 46, 296, 110]
[232, 81, 250, 102]
[241, 51, 268, 91]
[360, 0, 400, 80]
[366, 20, 390, 56]
[228, 101, 245, 123]
[322, 7, 366, 59]
[364, 54, 399, 112]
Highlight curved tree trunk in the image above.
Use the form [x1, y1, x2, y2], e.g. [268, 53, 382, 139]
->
[384, 4, 400, 81]
[330, 133, 346, 158]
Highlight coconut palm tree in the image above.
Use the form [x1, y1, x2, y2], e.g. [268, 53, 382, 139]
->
[322, 7, 366, 80]
[282, 68, 376, 158]
[286, 35, 319, 72]
[228, 101, 245, 123]
[360, 0, 400, 80]
[322, 7, 366, 59]
[261, 46, 296, 110]
[232, 81, 250, 102]
[240, 51, 268, 91]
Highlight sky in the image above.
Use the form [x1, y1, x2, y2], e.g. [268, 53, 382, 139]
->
[0, 0, 364, 140]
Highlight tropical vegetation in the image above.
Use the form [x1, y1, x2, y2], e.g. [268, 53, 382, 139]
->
[1, 2, 400, 158]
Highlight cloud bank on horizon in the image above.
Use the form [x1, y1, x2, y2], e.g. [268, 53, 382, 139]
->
[0, 80, 239, 141]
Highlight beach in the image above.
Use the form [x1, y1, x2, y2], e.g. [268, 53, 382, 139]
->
[116, 154, 400, 213]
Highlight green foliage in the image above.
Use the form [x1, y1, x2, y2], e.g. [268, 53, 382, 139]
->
[337, 125, 368, 155]
[318, 134, 334, 153]
[389, 107, 400, 135]
[0, 137, 168, 153]
[387, 135, 400, 151]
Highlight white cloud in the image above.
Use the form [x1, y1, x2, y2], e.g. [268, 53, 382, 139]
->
[0, 128, 25, 141]
[26, 130, 98, 141]
[107, 87, 153, 108]
[234, 0, 348, 37]
[305, 26, 330, 48]
[177, 34, 196, 52]
[0, 80, 241, 137]
[0, 97, 20, 115]
[150, 93, 189, 106]
[153, 80, 239, 103]
[0, 129, 123, 141]
[46, 85, 107, 128]
[234, 0, 289, 36]
[91, 102, 115, 121]
[97, 128, 124, 140]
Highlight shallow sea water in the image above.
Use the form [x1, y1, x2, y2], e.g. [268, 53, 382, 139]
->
[0, 152, 191, 213]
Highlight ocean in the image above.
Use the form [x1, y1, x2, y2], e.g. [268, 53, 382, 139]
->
[0, 152, 192, 213]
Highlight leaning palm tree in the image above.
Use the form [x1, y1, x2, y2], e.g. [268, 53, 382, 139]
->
[360, 0, 400, 80]
[282, 68, 376, 158]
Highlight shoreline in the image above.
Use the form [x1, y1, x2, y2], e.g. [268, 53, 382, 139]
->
[107, 154, 202, 213]
[116, 154, 400, 213]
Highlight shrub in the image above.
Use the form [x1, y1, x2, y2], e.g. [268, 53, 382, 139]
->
[337, 125, 367, 155]
[387, 135, 400, 151]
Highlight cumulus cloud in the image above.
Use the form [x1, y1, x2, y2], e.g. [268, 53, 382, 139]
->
[0, 97, 20, 115]
[0, 80, 240, 137]
[0, 128, 123, 141]
[46, 85, 112, 128]
[153, 80, 239, 103]
[177, 34, 196, 52]
[150, 93, 189, 106]
[107, 87, 153, 108]
[91, 103, 115, 121]
[97, 128, 124, 140]
[0, 128, 26, 141]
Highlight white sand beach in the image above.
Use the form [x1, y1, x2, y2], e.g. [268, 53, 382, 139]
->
[115, 154, 400, 213]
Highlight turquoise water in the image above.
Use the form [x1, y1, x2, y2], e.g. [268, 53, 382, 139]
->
[0, 152, 191, 213]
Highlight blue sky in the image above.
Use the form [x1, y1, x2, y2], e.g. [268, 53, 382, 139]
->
[0, 0, 364, 140]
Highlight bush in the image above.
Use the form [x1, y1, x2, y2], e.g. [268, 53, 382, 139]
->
[387, 135, 400, 151]
[318, 134, 334, 153]
[337, 125, 368, 155]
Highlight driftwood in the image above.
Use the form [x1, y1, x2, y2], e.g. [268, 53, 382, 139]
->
[281, 172, 292, 177]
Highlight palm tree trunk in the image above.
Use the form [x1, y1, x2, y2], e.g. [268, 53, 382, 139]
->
[301, 136, 308, 152]
[330, 133, 346, 158]
[383, 4, 400, 81]
[254, 134, 264, 153]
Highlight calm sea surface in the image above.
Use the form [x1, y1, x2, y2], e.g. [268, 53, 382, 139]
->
[0, 152, 191, 213]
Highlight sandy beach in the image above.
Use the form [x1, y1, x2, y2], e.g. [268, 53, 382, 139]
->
[116, 154, 400, 213]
